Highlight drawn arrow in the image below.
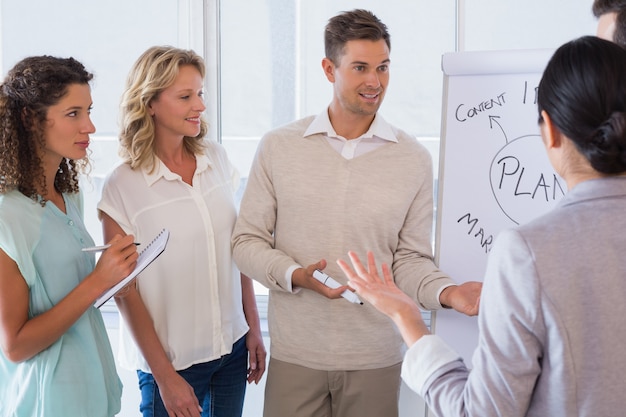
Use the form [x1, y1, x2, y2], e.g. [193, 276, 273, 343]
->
[489, 115, 508, 144]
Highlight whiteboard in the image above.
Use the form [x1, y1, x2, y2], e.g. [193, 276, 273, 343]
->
[433, 48, 566, 364]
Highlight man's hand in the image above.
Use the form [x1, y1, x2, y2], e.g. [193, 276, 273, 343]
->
[439, 282, 482, 316]
[291, 260, 348, 300]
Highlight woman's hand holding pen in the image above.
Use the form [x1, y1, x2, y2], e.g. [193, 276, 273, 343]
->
[89, 234, 139, 294]
[292, 259, 349, 300]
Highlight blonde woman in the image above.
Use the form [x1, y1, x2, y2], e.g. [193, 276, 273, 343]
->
[98, 46, 265, 417]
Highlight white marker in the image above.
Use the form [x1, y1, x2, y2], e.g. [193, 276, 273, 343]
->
[312, 269, 363, 305]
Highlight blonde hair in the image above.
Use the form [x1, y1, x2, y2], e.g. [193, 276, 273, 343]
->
[119, 46, 208, 172]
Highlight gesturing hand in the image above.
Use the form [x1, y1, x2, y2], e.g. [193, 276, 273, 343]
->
[336, 251, 429, 346]
[336, 251, 414, 319]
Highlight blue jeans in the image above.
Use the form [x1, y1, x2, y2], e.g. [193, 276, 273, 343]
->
[137, 336, 248, 417]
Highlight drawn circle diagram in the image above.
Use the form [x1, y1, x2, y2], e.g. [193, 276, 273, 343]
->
[489, 134, 566, 225]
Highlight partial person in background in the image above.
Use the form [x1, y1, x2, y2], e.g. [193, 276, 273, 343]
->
[232, 9, 480, 417]
[338, 35, 626, 417]
[593, 0, 626, 45]
[0, 55, 138, 417]
[98, 46, 265, 417]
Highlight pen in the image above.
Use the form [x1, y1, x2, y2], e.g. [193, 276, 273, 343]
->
[82, 242, 141, 252]
[312, 269, 363, 305]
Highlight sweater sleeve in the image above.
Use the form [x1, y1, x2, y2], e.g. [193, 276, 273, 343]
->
[232, 133, 299, 292]
[391, 135, 456, 310]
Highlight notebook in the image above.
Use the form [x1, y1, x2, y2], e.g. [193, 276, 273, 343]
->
[94, 228, 170, 308]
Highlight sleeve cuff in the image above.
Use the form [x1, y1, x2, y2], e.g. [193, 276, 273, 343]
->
[436, 283, 457, 309]
[401, 334, 461, 395]
[285, 264, 302, 293]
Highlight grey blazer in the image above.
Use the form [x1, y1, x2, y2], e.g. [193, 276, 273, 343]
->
[403, 176, 626, 417]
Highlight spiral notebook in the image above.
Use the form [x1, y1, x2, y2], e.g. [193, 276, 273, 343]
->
[94, 229, 170, 308]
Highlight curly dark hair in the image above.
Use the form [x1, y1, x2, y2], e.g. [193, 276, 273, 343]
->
[0, 55, 93, 205]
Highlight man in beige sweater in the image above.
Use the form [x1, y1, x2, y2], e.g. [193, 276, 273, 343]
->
[232, 9, 481, 417]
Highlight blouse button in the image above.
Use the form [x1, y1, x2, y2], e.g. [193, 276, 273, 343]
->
[68, 220, 74, 226]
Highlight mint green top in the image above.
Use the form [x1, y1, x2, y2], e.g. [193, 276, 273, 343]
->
[0, 190, 122, 417]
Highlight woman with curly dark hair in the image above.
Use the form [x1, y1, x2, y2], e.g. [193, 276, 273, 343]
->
[0, 55, 139, 416]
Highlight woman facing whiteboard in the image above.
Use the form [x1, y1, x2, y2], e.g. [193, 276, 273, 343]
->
[338, 35, 626, 417]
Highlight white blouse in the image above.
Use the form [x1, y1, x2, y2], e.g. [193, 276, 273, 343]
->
[98, 141, 248, 372]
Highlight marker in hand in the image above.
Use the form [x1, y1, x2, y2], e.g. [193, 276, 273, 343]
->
[313, 269, 363, 305]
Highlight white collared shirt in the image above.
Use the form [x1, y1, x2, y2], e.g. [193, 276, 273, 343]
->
[304, 110, 398, 160]
[98, 141, 248, 372]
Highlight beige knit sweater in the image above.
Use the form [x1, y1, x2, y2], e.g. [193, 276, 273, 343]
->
[232, 115, 455, 370]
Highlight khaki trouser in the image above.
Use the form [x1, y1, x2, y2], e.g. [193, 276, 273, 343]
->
[263, 357, 402, 417]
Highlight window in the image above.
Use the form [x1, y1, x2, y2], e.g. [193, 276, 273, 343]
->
[0, 0, 204, 250]
[462, 0, 597, 51]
